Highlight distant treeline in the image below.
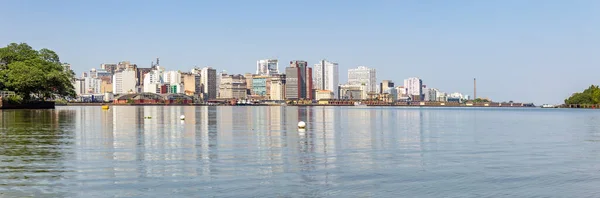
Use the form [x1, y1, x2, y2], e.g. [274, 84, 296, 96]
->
[565, 85, 600, 105]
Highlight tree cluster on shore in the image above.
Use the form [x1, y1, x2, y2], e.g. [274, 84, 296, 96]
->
[0, 43, 75, 102]
[564, 85, 600, 105]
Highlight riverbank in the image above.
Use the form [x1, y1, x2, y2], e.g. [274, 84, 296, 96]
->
[0, 100, 55, 109]
[60, 102, 536, 108]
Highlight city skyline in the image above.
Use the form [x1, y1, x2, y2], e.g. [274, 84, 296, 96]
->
[2, 1, 599, 104]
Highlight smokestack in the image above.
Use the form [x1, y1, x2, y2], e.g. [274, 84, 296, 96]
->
[474, 78, 477, 100]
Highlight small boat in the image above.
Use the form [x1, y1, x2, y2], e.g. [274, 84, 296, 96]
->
[101, 104, 110, 110]
[541, 104, 556, 108]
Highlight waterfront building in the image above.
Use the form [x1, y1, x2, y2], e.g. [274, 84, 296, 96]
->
[112, 69, 137, 94]
[285, 60, 313, 100]
[244, 73, 254, 96]
[136, 67, 152, 90]
[269, 74, 286, 100]
[315, 90, 334, 100]
[182, 72, 201, 96]
[252, 76, 268, 97]
[200, 67, 217, 100]
[339, 84, 367, 100]
[424, 88, 439, 102]
[218, 74, 247, 99]
[404, 77, 423, 101]
[313, 59, 339, 98]
[256, 59, 279, 76]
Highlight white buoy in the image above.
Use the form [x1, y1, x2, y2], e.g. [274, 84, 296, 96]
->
[298, 121, 306, 129]
[180, 115, 185, 120]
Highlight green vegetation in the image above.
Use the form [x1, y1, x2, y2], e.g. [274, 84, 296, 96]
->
[473, 98, 490, 103]
[3, 95, 24, 104]
[0, 43, 75, 101]
[564, 85, 600, 105]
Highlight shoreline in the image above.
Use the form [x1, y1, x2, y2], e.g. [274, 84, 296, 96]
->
[58, 103, 538, 108]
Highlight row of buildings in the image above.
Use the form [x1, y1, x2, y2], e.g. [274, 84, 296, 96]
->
[68, 58, 472, 103]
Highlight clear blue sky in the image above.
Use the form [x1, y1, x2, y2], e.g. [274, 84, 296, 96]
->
[1, 0, 599, 104]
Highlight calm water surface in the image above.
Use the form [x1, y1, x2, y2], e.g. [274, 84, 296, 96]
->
[1, 106, 600, 197]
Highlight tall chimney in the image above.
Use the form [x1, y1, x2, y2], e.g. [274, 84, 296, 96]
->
[474, 78, 477, 100]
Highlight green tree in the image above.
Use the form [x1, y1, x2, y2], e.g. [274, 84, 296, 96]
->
[565, 85, 600, 104]
[0, 43, 75, 101]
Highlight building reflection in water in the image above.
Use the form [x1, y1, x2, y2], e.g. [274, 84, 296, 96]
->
[67, 106, 438, 193]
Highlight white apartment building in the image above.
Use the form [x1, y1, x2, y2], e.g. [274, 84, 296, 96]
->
[163, 71, 181, 85]
[404, 77, 423, 98]
[348, 66, 376, 93]
[256, 59, 279, 76]
[72, 78, 86, 96]
[84, 77, 101, 94]
[112, 69, 137, 94]
[314, 59, 339, 98]
[142, 69, 164, 93]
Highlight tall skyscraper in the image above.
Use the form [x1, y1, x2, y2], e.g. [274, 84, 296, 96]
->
[201, 67, 217, 100]
[404, 77, 423, 100]
[256, 59, 279, 76]
[285, 60, 312, 100]
[348, 66, 376, 93]
[314, 60, 339, 98]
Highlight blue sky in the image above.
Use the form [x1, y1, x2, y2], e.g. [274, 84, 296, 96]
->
[1, 0, 599, 104]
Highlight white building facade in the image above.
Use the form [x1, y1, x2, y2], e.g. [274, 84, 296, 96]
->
[256, 59, 279, 76]
[348, 66, 376, 93]
[112, 69, 137, 94]
[314, 59, 339, 98]
[404, 77, 423, 99]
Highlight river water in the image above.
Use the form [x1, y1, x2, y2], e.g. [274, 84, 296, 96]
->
[1, 106, 600, 197]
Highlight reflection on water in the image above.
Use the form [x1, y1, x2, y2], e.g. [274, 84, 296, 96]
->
[2, 107, 600, 197]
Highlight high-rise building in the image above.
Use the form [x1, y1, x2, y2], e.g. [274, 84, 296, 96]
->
[112, 69, 137, 94]
[182, 72, 201, 96]
[404, 77, 423, 100]
[313, 59, 339, 98]
[285, 60, 312, 100]
[201, 67, 217, 100]
[269, 74, 286, 100]
[348, 66, 376, 93]
[256, 59, 279, 75]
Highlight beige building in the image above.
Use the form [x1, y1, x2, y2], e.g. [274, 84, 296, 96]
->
[269, 75, 286, 100]
[218, 74, 247, 99]
[182, 72, 201, 96]
[244, 73, 254, 96]
[100, 78, 113, 93]
[315, 90, 334, 100]
[339, 84, 367, 100]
